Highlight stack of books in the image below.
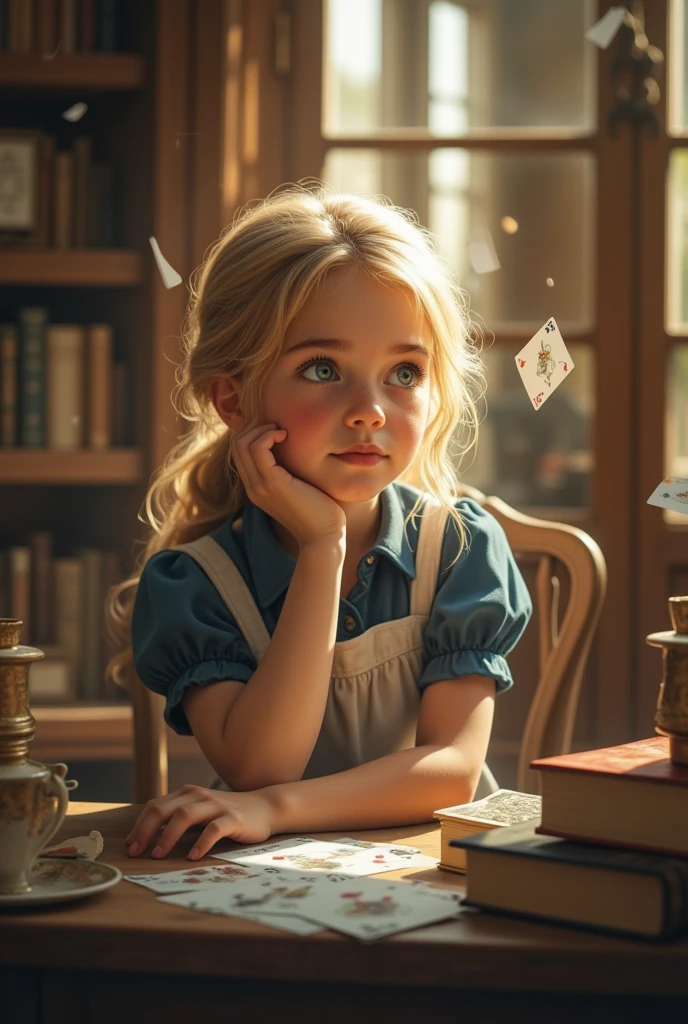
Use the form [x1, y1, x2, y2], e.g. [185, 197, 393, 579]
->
[452, 737, 688, 941]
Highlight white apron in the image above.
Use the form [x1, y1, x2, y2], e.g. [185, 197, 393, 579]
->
[176, 498, 497, 799]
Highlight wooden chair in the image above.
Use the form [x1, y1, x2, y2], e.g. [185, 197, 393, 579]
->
[129, 487, 607, 802]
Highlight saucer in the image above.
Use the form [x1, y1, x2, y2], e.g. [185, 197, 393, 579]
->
[0, 857, 122, 907]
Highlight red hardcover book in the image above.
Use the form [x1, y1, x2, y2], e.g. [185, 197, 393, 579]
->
[532, 737, 688, 857]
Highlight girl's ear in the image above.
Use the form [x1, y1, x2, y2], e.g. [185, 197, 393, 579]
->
[211, 376, 245, 431]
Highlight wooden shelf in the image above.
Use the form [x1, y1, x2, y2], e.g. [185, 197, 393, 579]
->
[0, 53, 145, 91]
[0, 448, 144, 484]
[0, 249, 142, 287]
[31, 704, 200, 762]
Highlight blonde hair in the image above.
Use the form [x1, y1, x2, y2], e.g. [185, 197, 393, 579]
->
[106, 183, 485, 688]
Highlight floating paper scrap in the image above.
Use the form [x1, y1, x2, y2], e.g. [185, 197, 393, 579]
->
[62, 102, 88, 122]
[467, 228, 501, 275]
[585, 7, 626, 50]
[42, 830, 104, 860]
[149, 236, 182, 289]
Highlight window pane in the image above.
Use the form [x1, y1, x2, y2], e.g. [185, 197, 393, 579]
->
[323, 148, 595, 329]
[462, 343, 595, 509]
[323, 0, 597, 136]
[665, 344, 688, 524]
[667, 152, 688, 330]
[669, 0, 688, 134]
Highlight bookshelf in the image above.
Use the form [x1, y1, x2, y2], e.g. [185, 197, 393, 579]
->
[0, 1, 208, 765]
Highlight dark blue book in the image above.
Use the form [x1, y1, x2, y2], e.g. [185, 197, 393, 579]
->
[0, 0, 8, 50]
[452, 819, 688, 942]
[18, 307, 48, 448]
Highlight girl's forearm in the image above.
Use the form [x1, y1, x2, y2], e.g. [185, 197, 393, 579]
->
[221, 538, 345, 790]
[261, 745, 477, 834]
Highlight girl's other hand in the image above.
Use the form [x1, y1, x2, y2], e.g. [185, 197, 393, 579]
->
[124, 785, 276, 860]
[232, 422, 347, 550]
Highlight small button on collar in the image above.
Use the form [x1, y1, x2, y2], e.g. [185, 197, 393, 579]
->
[344, 615, 356, 632]
[365, 555, 375, 565]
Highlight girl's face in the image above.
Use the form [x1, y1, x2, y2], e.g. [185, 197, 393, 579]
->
[260, 268, 433, 504]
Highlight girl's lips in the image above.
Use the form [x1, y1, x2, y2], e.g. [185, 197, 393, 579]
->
[333, 453, 386, 466]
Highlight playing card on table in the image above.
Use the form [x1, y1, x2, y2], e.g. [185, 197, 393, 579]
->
[515, 317, 574, 410]
[187, 873, 463, 942]
[123, 862, 262, 894]
[158, 888, 325, 936]
[647, 477, 688, 517]
[210, 836, 437, 876]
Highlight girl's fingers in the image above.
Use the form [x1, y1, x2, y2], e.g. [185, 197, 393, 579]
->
[126, 793, 203, 856]
[187, 815, 240, 860]
[146, 801, 223, 859]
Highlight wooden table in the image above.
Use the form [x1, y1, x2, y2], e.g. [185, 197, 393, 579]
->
[1, 802, 687, 1023]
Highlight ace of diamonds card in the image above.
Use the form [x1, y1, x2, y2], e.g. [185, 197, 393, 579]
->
[515, 317, 574, 410]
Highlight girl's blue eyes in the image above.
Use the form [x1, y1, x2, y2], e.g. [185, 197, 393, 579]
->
[294, 354, 427, 389]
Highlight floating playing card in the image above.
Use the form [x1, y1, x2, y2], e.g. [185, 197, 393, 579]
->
[123, 862, 262, 894]
[211, 836, 437, 876]
[149, 236, 182, 289]
[647, 477, 688, 517]
[514, 317, 574, 411]
[467, 227, 501, 274]
[62, 102, 88, 122]
[585, 7, 626, 50]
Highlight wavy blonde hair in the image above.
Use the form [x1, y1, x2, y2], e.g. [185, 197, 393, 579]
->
[106, 183, 485, 688]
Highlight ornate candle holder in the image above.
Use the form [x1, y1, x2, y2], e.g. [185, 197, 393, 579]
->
[646, 596, 688, 766]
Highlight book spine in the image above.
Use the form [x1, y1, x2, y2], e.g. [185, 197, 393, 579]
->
[0, 323, 18, 446]
[79, 548, 103, 700]
[100, 549, 121, 699]
[87, 323, 112, 448]
[97, 0, 117, 51]
[37, 133, 55, 247]
[0, 0, 9, 50]
[46, 324, 85, 449]
[60, 0, 77, 53]
[28, 530, 53, 645]
[72, 135, 92, 248]
[0, 549, 9, 618]
[36, 0, 57, 55]
[54, 556, 83, 695]
[18, 306, 47, 447]
[9, 0, 32, 52]
[79, 0, 94, 50]
[110, 361, 129, 444]
[53, 151, 73, 249]
[9, 546, 31, 644]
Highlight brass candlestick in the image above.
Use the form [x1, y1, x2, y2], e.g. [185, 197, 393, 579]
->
[646, 596, 688, 766]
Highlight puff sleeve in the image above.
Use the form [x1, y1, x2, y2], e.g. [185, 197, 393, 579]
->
[418, 499, 532, 695]
[131, 549, 257, 734]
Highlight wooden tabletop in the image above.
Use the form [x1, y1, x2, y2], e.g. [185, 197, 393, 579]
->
[1, 802, 687, 995]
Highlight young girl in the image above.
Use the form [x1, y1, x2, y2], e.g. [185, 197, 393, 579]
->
[110, 185, 532, 862]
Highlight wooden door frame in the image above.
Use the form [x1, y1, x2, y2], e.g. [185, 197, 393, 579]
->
[638, 0, 688, 733]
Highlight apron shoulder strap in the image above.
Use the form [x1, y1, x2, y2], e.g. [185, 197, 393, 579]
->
[409, 497, 451, 618]
[175, 535, 271, 662]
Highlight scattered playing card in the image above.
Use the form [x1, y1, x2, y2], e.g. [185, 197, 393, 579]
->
[211, 836, 437, 876]
[585, 7, 626, 50]
[149, 236, 182, 289]
[467, 227, 501, 274]
[62, 102, 89, 122]
[195, 873, 462, 942]
[514, 317, 574, 410]
[123, 862, 262, 894]
[647, 477, 688, 517]
[158, 889, 325, 936]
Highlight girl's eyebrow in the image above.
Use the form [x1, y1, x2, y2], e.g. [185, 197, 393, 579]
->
[284, 337, 429, 357]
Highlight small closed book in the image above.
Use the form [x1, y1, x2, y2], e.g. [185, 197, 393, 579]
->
[531, 736, 688, 857]
[433, 789, 542, 873]
[452, 819, 688, 941]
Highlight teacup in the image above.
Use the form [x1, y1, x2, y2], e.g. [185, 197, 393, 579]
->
[0, 761, 69, 894]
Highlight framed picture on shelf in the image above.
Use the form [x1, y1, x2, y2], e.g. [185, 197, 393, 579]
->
[0, 130, 43, 246]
